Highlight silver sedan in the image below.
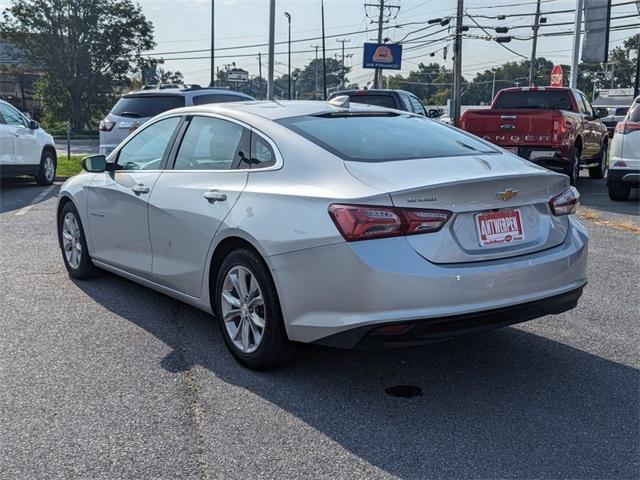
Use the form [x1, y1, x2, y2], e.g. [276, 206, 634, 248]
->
[57, 100, 588, 369]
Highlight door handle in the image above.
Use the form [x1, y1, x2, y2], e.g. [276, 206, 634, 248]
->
[203, 190, 227, 203]
[131, 184, 150, 195]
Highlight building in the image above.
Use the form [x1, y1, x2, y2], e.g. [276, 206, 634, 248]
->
[0, 37, 42, 118]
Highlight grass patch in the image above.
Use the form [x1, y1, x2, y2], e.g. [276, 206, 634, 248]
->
[56, 155, 85, 177]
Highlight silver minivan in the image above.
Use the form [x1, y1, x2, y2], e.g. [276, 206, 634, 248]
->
[99, 86, 254, 156]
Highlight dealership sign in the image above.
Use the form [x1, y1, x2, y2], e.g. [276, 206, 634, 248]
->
[362, 43, 402, 70]
[227, 68, 249, 83]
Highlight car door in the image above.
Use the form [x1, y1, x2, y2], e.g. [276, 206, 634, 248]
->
[148, 115, 251, 297]
[0, 102, 40, 166]
[0, 110, 16, 167]
[87, 115, 182, 277]
[576, 93, 598, 158]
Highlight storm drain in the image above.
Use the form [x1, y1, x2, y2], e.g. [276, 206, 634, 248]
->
[385, 385, 423, 398]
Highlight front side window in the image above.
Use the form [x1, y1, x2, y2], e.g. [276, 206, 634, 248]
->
[173, 116, 249, 170]
[579, 94, 594, 117]
[0, 103, 27, 127]
[116, 116, 181, 170]
[409, 96, 426, 115]
[277, 113, 498, 162]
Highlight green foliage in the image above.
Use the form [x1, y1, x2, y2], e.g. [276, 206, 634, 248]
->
[1, 0, 155, 131]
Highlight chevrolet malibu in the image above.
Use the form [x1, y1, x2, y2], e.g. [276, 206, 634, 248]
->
[57, 100, 588, 369]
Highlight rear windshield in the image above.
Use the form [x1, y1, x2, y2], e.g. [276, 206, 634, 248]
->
[494, 91, 573, 110]
[192, 93, 249, 105]
[111, 95, 185, 118]
[277, 113, 498, 162]
[347, 95, 397, 109]
[628, 102, 640, 122]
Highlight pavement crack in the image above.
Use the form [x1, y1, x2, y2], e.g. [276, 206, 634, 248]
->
[171, 303, 212, 480]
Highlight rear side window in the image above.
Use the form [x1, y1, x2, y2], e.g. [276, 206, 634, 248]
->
[173, 116, 249, 170]
[111, 95, 185, 118]
[277, 113, 498, 162]
[494, 91, 573, 110]
[192, 94, 248, 105]
[250, 134, 276, 168]
[348, 95, 397, 109]
[628, 102, 640, 122]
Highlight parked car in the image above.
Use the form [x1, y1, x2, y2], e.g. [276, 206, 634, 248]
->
[58, 99, 587, 370]
[99, 85, 254, 156]
[460, 87, 609, 185]
[600, 106, 630, 137]
[0, 99, 57, 185]
[607, 96, 640, 201]
[328, 89, 431, 116]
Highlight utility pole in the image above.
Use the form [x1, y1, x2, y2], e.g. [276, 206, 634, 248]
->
[311, 44, 320, 97]
[267, 0, 275, 99]
[365, 0, 400, 88]
[210, 0, 215, 86]
[528, 0, 541, 86]
[284, 12, 292, 100]
[569, 0, 584, 89]
[336, 38, 351, 87]
[321, 0, 327, 99]
[452, 0, 464, 127]
[258, 52, 263, 99]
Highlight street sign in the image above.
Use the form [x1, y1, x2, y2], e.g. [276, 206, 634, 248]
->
[550, 65, 563, 87]
[362, 43, 402, 70]
[227, 68, 249, 83]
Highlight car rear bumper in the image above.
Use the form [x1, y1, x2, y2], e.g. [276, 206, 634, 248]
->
[608, 168, 640, 187]
[269, 215, 588, 345]
[505, 147, 568, 171]
[314, 286, 584, 349]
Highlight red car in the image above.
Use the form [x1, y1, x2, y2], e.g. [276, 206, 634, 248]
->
[460, 87, 609, 185]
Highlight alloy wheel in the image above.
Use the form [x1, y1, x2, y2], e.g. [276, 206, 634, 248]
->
[61, 212, 82, 269]
[220, 265, 266, 353]
[44, 156, 55, 182]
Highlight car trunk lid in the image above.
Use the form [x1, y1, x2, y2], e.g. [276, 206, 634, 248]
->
[344, 153, 570, 263]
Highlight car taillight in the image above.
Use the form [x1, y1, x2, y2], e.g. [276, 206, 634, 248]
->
[553, 116, 567, 139]
[614, 121, 640, 134]
[99, 119, 115, 132]
[328, 204, 452, 241]
[549, 187, 580, 216]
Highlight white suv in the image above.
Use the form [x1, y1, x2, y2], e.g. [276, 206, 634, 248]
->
[608, 96, 640, 201]
[99, 86, 254, 156]
[0, 99, 57, 185]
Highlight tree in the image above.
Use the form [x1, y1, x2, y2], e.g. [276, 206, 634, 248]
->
[1, 0, 155, 131]
[158, 68, 184, 85]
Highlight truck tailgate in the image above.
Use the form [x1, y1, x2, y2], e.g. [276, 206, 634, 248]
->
[463, 109, 556, 147]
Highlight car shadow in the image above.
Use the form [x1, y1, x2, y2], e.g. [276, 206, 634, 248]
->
[0, 178, 59, 214]
[74, 272, 639, 479]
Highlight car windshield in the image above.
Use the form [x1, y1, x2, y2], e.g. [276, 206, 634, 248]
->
[494, 91, 573, 110]
[346, 95, 397, 109]
[111, 95, 185, 118]
[277, 113, 498, 162]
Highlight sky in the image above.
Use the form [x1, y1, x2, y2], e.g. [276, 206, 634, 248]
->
[0, 0, 638, 87]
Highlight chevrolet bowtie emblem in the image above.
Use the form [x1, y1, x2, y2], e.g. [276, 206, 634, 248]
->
[496, 189, 518, 201]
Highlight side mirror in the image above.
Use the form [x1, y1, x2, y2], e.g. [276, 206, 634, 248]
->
[81, 154, 107, 173]
[427, 109, 441, 118]
[29, 120, 40, 130]
[594, 108, 609, 119]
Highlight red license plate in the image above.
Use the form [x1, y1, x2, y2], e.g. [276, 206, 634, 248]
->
[475, 209, 524, 247]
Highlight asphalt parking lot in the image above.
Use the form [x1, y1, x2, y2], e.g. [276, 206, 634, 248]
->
[0, 175, 638, 480]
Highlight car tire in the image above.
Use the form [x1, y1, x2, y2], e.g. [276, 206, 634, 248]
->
[58, 202, 99, 279]
[564, 147, 580, 186]
[35, 151, 56, 186]
[214, 248, 295, 370]
[589, 139, 607, 179]
[608, 182, 631, 201]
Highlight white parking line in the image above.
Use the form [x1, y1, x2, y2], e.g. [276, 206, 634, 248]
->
[15, 185, 57, 217]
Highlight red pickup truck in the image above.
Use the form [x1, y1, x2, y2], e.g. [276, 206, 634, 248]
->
[460, 87, 609, 185]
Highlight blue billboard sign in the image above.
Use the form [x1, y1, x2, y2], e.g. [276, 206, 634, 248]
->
[362, 43, 402, 70]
